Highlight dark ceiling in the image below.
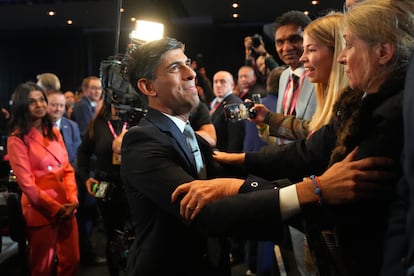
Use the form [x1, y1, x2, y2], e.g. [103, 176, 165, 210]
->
[0, 0, 343, 31]
[0, 0, 344, 102]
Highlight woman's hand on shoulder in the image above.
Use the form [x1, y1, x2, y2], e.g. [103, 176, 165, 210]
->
[213, 150, 245, 165]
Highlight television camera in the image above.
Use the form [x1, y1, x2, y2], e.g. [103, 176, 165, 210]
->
[99, 52, 147, 127]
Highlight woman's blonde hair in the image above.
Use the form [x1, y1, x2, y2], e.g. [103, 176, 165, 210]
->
[305, 12, 348, 133]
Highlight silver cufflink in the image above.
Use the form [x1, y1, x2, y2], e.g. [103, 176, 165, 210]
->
[250, 181, 258, 187]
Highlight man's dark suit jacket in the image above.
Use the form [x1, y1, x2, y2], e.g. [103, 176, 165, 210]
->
[239, 82, 267, 101]
[211, 93, 245, 153]
[381, 52, 414, 276]
[121, 108, 283, 276]
[59, 117, 81, 165]
[71, 96, 94, 136]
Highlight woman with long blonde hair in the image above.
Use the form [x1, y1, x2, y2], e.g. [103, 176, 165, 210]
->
[256, 13, 348, 142]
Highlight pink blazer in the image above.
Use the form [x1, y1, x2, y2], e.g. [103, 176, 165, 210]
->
[7, 127, 78, 227]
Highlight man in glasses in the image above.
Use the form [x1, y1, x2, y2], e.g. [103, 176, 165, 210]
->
[72, 76, 103, 136]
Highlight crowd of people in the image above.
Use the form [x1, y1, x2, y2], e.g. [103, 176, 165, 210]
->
[2, 0, 414, 275]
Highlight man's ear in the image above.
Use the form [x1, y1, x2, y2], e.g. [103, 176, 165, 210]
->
[377, 42, 395, 65]
[137, 79, 156, 97]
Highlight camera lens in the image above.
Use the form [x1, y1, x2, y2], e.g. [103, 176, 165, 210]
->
[252, 34, 262, 48]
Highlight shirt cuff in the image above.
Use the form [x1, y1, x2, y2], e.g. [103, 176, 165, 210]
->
[279, 184, 300, 220]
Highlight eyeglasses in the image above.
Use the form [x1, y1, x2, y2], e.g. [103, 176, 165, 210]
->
[275, 34, 303, 47]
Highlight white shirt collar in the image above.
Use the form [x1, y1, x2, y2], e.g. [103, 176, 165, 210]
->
[54, 118, 62, 129]
[162, 112, 187, 133]
[214, 91, 233, 102]
[289, 66, 305, 78]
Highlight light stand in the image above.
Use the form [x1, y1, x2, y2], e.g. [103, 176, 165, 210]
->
[114, 0, 122, 55]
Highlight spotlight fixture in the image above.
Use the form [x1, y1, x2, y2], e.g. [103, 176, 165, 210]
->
[66, 19, 73, 25]
[129, 20, 164, 44]
[311, 0, 319, 5]
[304, 11, 310, 15]
[232, 13, 239, 18]
[232, 2, 239, 8]
[48, 10, 56, 16]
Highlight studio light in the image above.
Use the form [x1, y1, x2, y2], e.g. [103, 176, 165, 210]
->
[129, 20, 164, 44]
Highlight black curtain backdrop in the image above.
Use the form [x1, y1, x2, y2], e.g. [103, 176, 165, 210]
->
[0, 23, 276, 107]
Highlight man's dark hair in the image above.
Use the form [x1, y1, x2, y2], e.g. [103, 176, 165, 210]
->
[273, 10, 312, 32]
[128, 37, 184, 94]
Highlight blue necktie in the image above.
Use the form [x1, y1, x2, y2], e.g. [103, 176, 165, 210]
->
[183, 123, 206, 179]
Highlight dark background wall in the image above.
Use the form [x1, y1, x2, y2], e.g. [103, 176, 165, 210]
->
[0, 0, 344, 110]
[0, 23, 276, 108]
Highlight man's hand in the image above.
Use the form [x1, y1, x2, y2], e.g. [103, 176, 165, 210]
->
[171, 178, 244, 221]
[85, 177, 99, 196]
[244, 36, 254, 59]
[297, 147, 397, 206]
[244, 36, 253, 50]
[1, 108, 10, 120]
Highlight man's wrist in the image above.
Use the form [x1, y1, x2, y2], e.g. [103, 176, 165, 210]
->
[296, 178, 320, 208]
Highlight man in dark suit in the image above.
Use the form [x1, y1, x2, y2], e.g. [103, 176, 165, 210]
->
[46, 91, 81, 165]
[122, 37, 391, 276]
[71, 76, 102, 136]
[122, 37, 283, 276]
[210, 70, 245, 153]
[381, 52, 414, 276]
[237, 65, 266, 100]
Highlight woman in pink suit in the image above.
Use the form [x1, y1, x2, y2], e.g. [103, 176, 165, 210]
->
[7, 82, 79, 276]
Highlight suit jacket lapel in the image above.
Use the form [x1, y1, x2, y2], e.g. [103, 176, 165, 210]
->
[145, 109, 195, 170]
[276, 69, 290, 113]
[60, 118, 69, 142]
[28, 128, 65, 164]
[295, 77, 314, 118]
[212, 93, 232, 121]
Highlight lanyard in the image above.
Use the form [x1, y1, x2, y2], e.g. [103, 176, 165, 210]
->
[107, 121, 128, 139]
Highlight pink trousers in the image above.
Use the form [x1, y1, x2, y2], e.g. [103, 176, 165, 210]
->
[26, 217, 79, 276]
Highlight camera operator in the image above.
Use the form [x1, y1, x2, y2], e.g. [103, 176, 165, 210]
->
[77, 89, 132, 276]
[191, 56, 214, 105]
[244, 34, 279, 85]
